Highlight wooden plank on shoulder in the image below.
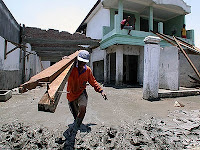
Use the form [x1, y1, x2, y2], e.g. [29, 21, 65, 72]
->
[19, 51, 79, 93]
[38, 62, 74, 113]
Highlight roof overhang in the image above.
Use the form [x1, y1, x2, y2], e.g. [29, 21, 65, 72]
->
[102, 0, 191, 21]
[24, 27, 100, 62]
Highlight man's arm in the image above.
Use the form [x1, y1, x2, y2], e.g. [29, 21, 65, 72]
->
[88, 68, 107, 100]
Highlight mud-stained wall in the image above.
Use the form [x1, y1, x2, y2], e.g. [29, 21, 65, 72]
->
[0, 36, 22, 89]
[159, 46, 179, 90]
[0, 70, 22, 90]
[0, 0, 20, 43]
[179, 53, 200, 87]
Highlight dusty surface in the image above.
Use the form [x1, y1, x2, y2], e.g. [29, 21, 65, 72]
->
[0, 84, 200, 149]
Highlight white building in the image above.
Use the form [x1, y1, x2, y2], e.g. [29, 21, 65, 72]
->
[76, 0, 199, 89]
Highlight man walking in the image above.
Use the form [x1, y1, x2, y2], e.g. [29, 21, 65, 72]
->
[67, 50, 107, 130]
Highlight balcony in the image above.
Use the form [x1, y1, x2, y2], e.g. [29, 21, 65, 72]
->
[100, 14, 194, 49]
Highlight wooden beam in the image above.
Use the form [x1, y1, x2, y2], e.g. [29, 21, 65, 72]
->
[24, 38, 100, 46]
[6, 46, 20, 55]
[151, 31, 200, 55]
[38, 62, 74, 112]
[175, 36, 200, 54]
[32, 46, 83, 52]
[5, 38, 28, 48]
[150, 30, 177, 46]
[173, 36, 200, 80]
[4, 40, 7, 59]
[40, 57, 61, 62]
[188, 75, 200, 84]
[19, 50, 79, 93]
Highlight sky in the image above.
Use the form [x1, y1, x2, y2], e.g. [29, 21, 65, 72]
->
[2, 0, 200, 47]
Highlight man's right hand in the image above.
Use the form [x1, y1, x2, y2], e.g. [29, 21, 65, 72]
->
[101, 92, 108, 100]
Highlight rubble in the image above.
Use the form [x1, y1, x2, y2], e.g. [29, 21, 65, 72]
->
[0, 122, 63, 149]
[1, 109, 200, 149]
[174, 101, 185, 107]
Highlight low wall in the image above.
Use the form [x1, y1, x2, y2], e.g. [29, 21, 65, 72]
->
[159, 46, 179, 90]
[0, 70, 22, 90]
[179, 53, 200, 87]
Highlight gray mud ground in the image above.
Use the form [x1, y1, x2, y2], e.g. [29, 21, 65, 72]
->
[0, 84, 200, 149]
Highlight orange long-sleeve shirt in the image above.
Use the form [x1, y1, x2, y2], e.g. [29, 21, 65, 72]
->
[67, 65, 103, 102]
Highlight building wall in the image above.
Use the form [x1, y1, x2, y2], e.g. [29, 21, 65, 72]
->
[164, 15, 185, 37]
[0, 36, 22, 89]
[86, 7, 110, 39]
[179, 53, 200, 87]
[0, 35, 43, 89]
[3, 41, 21, 71]
[0, 0, 20, 43]
[90, 47, 106, 71]
[159, 46, 179, 90]
[0, 36, 21, 71]
[41, 61, 51, 70]
[24, 43, 43, 82]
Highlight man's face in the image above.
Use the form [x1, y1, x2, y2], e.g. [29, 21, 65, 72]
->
[78, 61, 86, 68]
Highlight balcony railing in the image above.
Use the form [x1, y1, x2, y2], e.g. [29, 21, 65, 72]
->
[101, 14, 194, 49]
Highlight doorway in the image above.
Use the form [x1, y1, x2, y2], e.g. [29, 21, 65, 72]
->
[110, 53, 116, 84]
[123, 55, 138, 84]
[93, 60, 104, 83]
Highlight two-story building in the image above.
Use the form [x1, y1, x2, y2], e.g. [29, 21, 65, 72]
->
[77, 0, 198, 89]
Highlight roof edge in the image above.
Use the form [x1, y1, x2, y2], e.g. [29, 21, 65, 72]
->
[76, 0, 101, 33]
[152, 0, 191, 14]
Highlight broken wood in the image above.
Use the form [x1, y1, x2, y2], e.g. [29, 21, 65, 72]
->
[150, 30, 177, 46]
[175, 37, 200, 54]
[19, 50, 79, 93]
[4, 40, 7, 59]
[188, 75, 200, 84]
[38, 62, 74, 112]
[173, 36, 200, 80]
[151, 31, 200, 55]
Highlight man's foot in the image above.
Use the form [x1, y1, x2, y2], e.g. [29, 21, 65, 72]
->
[128, 33, 131, 35]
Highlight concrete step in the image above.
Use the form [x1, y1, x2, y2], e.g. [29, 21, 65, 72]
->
[158, 87, 200, 98]
[0, 90, 12, 102]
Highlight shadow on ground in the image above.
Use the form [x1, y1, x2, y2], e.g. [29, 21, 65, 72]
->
[57, 123, 97, 150]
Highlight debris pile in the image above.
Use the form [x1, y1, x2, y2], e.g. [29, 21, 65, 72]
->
[0, 122, 63, 149]
[1, 110, 200, 149]
[75, 110, 200, 149]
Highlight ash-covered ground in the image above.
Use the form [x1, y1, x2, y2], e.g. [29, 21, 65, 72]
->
[1, 109, 200, 149]
[0, 85, 200, 149]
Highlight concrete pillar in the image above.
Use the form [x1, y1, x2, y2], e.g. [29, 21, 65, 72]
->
[143, 36, 161, 100]
[135, 13, 140, 31]
[115, 0, 123, 33]
[104, 51, 107, 83]
[116, 47, 123, 85]
[158, 22, 163, 34]
[107, 54, 111, 83]
[114, 15, 120, 33]
[118, 0, 123, 23]
[149, 6, 153, 31]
